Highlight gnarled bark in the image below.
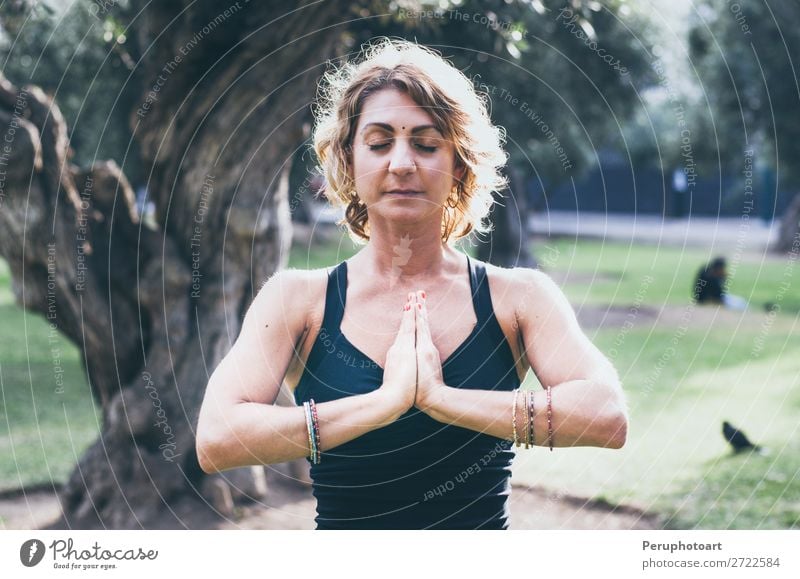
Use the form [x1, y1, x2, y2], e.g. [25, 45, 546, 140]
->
[0, 0, 344, 528]
[476, 167, 537, 268]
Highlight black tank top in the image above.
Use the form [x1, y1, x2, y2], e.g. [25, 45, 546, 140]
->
[293, 254, 521, 529]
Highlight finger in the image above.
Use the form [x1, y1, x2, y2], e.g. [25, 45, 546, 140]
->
[398, 293, 416, 339]
[414, 292, 432, 343]
[413, 290, 423, 331]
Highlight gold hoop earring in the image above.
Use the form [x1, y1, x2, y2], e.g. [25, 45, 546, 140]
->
[446, 187, 460, 209]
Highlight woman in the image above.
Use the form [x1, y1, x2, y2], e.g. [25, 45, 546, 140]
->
[196, 39, 628, 530]
[692, 257, 748, 310]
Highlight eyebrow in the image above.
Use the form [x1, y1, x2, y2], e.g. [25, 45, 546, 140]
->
[360, 122, 442, 135]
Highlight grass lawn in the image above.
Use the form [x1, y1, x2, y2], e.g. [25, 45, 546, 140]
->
[539, 237, 800, 313]
[511, 238, 800, 529]
[512, 321, 800, 529]
[0, 259, 101, 491]
[2, 232, 798, 529]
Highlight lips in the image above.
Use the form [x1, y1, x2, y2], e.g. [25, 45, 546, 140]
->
[385, 189, 423, 195]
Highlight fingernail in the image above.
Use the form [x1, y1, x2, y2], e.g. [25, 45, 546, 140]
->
[404, 303, 410, 311]
[421, 290, 426, 299]
[417, 303, 423, 310]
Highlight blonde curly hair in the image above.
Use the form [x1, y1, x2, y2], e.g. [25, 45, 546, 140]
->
[312, 38, 508, 245]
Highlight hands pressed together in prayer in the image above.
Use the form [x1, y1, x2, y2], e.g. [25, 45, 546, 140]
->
[375, 282, 628, 449]
[379, 290, 447, 416]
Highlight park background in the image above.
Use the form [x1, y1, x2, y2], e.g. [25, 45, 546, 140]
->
[0, 0, 798, 530]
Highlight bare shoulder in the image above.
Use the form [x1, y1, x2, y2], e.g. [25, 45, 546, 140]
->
[482, 261, 566, 306]
[489, 262, 557, 287]
[248, 266, 330, 333]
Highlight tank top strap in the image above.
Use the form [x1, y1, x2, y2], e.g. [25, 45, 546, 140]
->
[321, 260, 348, 335]
[468, 255, 495, 327]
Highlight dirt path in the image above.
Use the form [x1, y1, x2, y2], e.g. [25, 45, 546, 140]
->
[0, 478, 662, 530]
[228, 479, 663, 530]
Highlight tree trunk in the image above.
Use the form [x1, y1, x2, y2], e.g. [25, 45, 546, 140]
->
[0, 0, 344, 528]
[476, 167, 537, 268]
[774, 191, 800, 253]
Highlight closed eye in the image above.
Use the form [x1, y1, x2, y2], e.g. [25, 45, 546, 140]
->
[414, 143, 438, 152]
[367, 142, 438, 152]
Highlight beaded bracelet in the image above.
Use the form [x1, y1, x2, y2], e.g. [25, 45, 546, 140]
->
[511, 388, 520, 446]
[546, 386, 554, 452]
[526, 390, 535, 448]
[309, 398, 321, 463]
[303, 402, 314, 462]
[522, 390, 531, 449]
[303, 401, 320, 464]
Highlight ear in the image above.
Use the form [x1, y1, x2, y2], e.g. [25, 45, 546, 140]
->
[454, 160, 466, 182]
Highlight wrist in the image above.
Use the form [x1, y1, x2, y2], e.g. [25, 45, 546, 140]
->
[374, 385, 412, 423]
[417, 383, 448, 419]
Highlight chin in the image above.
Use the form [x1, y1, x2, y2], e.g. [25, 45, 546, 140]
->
[385, 207, 426, 220]
[373, 206, 429, 225]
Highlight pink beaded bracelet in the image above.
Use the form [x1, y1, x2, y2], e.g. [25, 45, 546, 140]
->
[309, 398, 321, 463]
[546, 386, 553, 452]
[526, 390, 534, 448]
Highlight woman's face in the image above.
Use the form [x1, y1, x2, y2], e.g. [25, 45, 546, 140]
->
[350, 88, 464, 225]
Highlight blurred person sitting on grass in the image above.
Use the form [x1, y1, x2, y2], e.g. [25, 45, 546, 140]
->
[196, 38, 628, 530]
[692, 257, 748, 311]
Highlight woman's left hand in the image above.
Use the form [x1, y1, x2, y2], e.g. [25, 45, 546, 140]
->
[413, 290, 447, 412]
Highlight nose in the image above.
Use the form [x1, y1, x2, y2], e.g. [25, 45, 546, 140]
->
[388, 139, 416, 175]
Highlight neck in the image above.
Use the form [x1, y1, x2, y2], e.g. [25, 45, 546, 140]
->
[353, 214, 460, 284]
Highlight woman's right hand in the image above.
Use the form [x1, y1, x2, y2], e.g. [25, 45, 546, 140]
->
[378, 293, 418, 417]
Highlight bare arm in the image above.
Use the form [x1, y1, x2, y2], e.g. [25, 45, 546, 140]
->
[195, 270, 414, 473]
[416, 270, 628, 449]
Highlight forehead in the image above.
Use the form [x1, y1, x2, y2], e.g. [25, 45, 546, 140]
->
[356, 88, 439, 133]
